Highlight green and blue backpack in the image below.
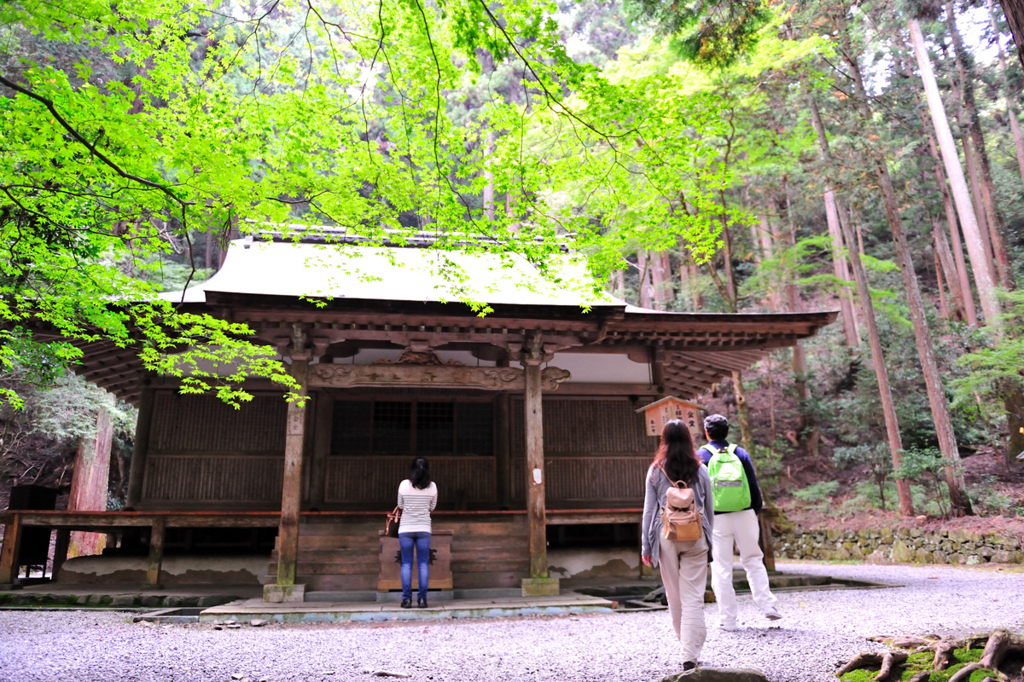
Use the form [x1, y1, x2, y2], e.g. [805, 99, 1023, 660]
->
[703, 443, 752, 512]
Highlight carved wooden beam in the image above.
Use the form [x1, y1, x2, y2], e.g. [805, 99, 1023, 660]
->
[308, 363, 571, 391]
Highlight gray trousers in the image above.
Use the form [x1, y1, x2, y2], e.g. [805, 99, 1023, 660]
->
[658, 533, 709, 663]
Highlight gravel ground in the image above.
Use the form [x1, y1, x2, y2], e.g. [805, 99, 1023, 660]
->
[1, 561, 1022, 682]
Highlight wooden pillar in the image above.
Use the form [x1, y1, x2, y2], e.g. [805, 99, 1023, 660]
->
[270, 350, 309, 602]
[146, 517, 165, 587]
[650, 345, 666, 393]
[0, 513, 23, 586]
[126, 386, 155, 508]
[51, 529, 70, 581]
[524, 360, 547, 579]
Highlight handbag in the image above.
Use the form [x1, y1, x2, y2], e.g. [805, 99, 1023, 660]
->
[385, 506, 402, 538]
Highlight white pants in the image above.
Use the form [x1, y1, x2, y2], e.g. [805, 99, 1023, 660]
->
[658, 534, 708, 663]
[710, 509, 776, 626]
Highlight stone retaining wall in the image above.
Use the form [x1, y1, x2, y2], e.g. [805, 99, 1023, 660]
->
[776, 527, 1024, 565]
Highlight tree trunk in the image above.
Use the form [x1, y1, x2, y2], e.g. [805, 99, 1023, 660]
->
[807, 91, 911, 514]
[719, 192, 737, 304]
[932, 217, 967, 321]
[1003, 381, 1024, 467]
[653, 250, 674, 310]
[783, 180, 817, 456]
[837, 202, 913, 515]
[917, 98, 978, 325]
[809, 95, 860, 346]
[650, 250, 665, 311]
[933, 245, 950, 319]
[680, 246, 703, 310]
[962, 133, 998, 283]
[638, 250, 654, 309]
[988, 0, 1024, 187]
[859, 29, 973, 515]
[909, 18, 1001, 328]
[731, 370, 754, 455]
[1001, 0, 1024, 69]
[948, 4, 1016, 290]
[757, 215, 784, 311]
[676, 255, 689, 310]
[483, 128, 495, 220]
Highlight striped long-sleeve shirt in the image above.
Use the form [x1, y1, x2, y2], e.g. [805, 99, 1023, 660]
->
[397, 480, 438, 533]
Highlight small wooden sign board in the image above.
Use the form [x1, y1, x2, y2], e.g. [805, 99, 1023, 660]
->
[636, 396, 703, 443]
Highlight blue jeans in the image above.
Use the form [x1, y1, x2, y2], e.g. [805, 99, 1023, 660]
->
[398, 532, 431, 600]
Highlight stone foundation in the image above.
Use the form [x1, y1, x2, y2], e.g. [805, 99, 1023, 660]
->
[776, 527, 1024, 565]
[58, 554, 269, 585]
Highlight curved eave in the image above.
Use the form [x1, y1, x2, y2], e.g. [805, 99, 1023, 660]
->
[40, 306, 838, 405]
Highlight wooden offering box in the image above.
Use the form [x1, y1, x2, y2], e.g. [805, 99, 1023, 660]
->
[378, 530, 454, 592]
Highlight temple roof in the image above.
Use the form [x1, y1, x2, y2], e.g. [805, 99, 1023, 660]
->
[165, 239, 618, 309]
[63, 239, 837, 405]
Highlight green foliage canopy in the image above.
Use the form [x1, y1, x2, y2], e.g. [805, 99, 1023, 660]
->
[0, 0, 735, 404]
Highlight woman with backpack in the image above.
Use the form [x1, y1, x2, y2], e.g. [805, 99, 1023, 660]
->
[641, 420, 715, 673]
[397, 457, 438, 608]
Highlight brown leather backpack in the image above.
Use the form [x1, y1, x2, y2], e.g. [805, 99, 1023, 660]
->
[658, 466, 704, 543]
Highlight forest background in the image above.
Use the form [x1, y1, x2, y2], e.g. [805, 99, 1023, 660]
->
[1, 0, 1023, 529]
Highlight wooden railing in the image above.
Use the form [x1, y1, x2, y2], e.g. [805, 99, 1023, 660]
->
[0, 508, 643, 588]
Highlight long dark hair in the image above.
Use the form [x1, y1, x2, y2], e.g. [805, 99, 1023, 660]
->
[652, 420, 701, 484]
[409, 457, 431, 489]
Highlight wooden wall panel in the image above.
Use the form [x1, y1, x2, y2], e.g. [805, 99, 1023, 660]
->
[143, 455, 283, 503]
[510, 397, 656, 455]
[508, 397, 653, 506]
[324, 457, 496, 505]
[510, 457, 649, 505]
[149, 392, 287, 454]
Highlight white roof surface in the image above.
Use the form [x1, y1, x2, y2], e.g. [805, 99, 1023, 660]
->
[161, 240, 624, 308]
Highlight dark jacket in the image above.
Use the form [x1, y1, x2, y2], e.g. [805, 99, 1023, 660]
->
[697, 440, 763, 514]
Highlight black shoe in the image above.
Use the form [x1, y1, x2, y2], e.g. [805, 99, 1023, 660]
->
[417, 597, 428, 608]
[400, 598, 412, 609]
[681, 661, 698, 674]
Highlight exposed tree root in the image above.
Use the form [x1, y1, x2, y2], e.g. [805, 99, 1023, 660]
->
[947, 662, 983, 682]
[837, 652, 885, 676]
[933, 641, 956, 670]
[875, 652, 909, 681]
[980, 631, 1011, 670]
[837, 631, 1024, 682]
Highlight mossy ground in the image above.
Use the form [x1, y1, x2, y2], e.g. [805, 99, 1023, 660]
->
[842, 646, 995, 682]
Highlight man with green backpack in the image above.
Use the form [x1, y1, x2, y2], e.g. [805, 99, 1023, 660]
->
[697, 414, 781, 631]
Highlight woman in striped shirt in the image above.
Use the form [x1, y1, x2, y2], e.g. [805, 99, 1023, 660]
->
[397, 457, 438, 608]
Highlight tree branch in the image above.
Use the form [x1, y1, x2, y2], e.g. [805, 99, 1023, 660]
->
[0, 74, 192, 208]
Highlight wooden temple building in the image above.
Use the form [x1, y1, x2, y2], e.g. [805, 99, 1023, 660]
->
[0, 236, 835, 600]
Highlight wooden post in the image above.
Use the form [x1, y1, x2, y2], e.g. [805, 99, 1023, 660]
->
[51, 529, 70, 581]
[0, 513, 22, 586]
[146, 517, 165, 587]
[272, 351, 309, 601]
[524, 360, 546, 579]
[650, 345, 666, 393]
[126, 386, 155, 508]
